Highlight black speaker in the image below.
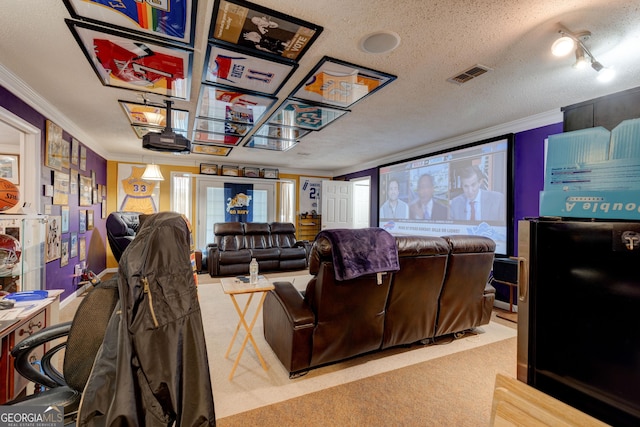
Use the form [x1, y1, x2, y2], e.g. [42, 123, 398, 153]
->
[493, 258, 518, 284]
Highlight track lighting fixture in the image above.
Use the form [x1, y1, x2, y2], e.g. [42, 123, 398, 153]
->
[551, 29, 614, 82]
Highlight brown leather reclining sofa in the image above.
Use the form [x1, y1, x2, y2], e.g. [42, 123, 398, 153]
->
[207, 221, 308, 277]
[262, 233, 496, 378]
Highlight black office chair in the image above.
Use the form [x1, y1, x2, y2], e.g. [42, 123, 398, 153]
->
[5, 276, 119, 423]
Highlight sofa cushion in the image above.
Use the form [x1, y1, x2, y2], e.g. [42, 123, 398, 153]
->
[279, 247, 306, 260]
[244, 223, 273, 249]
[270, 222, 298, 248]
[214, 222, 246, 251]
[217, 249, 252, 264]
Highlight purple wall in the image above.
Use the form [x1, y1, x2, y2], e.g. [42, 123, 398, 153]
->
[1, 84, 107, 300]
[512, 123, 563, 255]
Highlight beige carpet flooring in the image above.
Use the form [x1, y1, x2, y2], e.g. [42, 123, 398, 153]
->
[196, 271, 517, 422]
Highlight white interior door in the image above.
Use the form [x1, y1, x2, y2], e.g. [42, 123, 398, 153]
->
[321, 180, 354, 230]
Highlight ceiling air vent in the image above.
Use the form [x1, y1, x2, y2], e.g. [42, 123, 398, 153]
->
[447, 64, 493, 85]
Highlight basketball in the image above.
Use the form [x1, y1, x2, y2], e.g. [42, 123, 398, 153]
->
[0, 179, 19, 211]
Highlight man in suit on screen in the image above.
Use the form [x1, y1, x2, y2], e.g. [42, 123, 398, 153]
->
[449, 166, 505, 221]
[409, 173, 448, 220]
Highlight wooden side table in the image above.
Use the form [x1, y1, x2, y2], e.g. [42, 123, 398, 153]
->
[220, 276, 275, 380]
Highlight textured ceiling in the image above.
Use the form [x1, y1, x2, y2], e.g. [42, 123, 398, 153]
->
[1, 0, 639, 176]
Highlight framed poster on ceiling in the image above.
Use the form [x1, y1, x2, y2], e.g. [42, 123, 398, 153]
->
[194, 117, 250, 137]
[267, 99, 349, 131]
[66, 19, 193, 99]
[243, 135, 298, 151]
[63, 0, 198, 47]
[119, 100, 189, 130]
[203, 43, 297, 95]
[209, 0, 323, 62]
[291, 56, 397, 109]
[196, 83, 277, 124]
[253, 123, 310, 140]
[192, 131, 241, 146]
[191, 144, 233, 156]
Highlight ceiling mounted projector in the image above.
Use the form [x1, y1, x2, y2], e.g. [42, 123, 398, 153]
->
[142, 100, 191, 153]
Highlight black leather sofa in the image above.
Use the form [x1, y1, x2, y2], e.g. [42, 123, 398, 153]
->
[262, 233, 496, 377]
[207, 222, 308, 277]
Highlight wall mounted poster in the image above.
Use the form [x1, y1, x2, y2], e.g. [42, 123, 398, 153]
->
[45, 120, 63, 170]
[67, 20, 193, 99]
[63, 0, 198, 47]
[46, 215, 62, 263]
[117, 164, 160, 214]
[53, 171, 70, 205]
[210, 0, 323, 62]
[299, 176, 322, 214]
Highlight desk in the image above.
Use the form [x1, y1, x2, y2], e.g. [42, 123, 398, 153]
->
[0, 290, 62, 403]
[220, 276, 274, 380]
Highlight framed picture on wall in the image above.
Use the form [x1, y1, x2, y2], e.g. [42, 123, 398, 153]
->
[52, 171, 70, 205]
[221, 165, 240, 176]
[71, 138, 80, 166]
[262, 168, 279, 179]
[60, 238, 69, 267]
[80, 145, 87, 171]
[46, 215, 62, 263]
[0, 155, 19, 184]
[87, 210, 94, 230]
[79, 236, 86, 261]
[61, 139, 70, 170]
[200, 163, 218, 175]
[79, 210, 86, 233]
[45, 120, 64, 170]
[70, 232, 78, 258]
[79, 175, 92, 206]
[61, 206, 69, 233]
[242, 167, 260, 178]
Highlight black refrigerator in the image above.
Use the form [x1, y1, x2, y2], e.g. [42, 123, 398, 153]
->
[517, 218, 640, 426]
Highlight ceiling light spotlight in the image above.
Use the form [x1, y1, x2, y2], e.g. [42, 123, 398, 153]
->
[551, 29, 613, 81]
[573, 46, 588, 69]
[551, 34, 575, 57]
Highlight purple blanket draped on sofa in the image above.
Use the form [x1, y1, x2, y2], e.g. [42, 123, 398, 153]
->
[315, 228, 400, 281]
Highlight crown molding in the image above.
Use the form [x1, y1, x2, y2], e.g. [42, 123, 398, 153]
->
[334, 109, 562, 176]
[0, 64, 109, 159]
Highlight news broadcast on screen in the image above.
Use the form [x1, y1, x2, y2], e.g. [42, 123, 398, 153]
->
[378, 135, 511, 255]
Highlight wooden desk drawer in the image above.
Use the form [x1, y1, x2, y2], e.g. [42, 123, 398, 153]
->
[13, 309, 46, 397]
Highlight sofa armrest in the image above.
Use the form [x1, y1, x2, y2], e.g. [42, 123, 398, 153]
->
[484, 281, 496, 295]
[208, 245, 221, 276]
[263, 282, 315, 375]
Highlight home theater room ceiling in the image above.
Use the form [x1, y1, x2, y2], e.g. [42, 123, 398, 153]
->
[1, 1, 639, 174]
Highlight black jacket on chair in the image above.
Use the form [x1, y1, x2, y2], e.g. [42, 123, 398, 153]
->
[78, 212, 215, 426]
